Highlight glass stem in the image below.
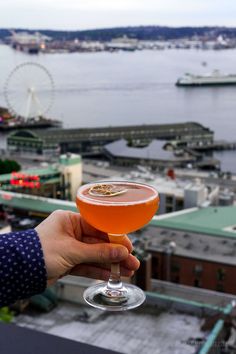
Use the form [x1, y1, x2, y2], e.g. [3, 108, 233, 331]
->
[107, 263, 123, 290]
[107, 233, 126, 291]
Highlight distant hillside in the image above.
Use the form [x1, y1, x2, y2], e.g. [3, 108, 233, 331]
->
[1, 26, 236, 41]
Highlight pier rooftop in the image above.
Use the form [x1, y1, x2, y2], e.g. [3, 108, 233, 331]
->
[7, 122, 213, 154]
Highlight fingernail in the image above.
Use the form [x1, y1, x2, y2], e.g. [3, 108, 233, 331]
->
[111, 246, 127, 260]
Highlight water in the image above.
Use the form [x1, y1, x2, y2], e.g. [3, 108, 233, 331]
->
[0, 44, 236, 171]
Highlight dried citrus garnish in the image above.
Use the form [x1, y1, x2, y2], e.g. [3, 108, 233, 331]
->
[89, 184, 127, 197]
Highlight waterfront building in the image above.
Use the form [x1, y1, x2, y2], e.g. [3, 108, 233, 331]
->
[103, 139, 197, 168]
[102, 138, 219, 170]
[9, 31, 51, 53]
[7, 122, 214, 155]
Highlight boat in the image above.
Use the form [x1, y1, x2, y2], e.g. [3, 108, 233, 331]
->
[176, 70, 236, 86]
[0, 106, 62, 131]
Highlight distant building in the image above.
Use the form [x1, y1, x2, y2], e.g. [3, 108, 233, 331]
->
[9, 31, 51, 54]
[144, 206, 236, 295]
[0, 190, 77, 224]
[0, 153, 82, 201]
[107, 175, 219, 214]
[7, 122, 214, 155]
[103, 139, 198, 168]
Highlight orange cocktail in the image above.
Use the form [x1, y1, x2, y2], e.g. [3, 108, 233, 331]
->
[76, 181, 159, 234]
[76, 181, 159, 311]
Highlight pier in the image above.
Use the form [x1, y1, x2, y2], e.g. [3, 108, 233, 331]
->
[192, 140, 236, 151]
[7, 122, 214, 155]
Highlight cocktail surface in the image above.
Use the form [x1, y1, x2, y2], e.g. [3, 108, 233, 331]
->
[77, 182, 159, 234]
[80, 182, 156, 204]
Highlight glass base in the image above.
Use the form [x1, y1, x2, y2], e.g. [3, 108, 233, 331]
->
[83, 282, 146, 311]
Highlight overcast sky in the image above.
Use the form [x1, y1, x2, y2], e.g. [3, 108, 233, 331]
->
[0, 0, 236, 30]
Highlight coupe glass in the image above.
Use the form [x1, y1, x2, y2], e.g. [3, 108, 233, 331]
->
[76, 181, 159, 311]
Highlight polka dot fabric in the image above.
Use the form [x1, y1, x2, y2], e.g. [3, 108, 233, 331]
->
[0, 229, 47, 307]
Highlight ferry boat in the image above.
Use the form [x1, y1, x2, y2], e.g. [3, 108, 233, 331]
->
[176, 70, 236, 87]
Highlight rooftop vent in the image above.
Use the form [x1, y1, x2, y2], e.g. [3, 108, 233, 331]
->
[221, 240, 228, 244]
[223, 225, 236, 234]
[185, 242, 193, 250]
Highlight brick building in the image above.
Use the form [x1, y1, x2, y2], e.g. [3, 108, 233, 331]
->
[142, 207, 236, 295]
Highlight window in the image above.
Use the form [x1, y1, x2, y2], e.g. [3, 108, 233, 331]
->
[171, 263, 180, 273]
[152, 256, 159, 279]
[173, 275, 180, 284]
[166, 195, 173, 204]
[176, 198, 184, 211]
[217, 268, 226, 281]
[166, 206, 173, 213]
[194, 264, 203, 275]
[216, 283, 224, 292]
[194, 279, 201, 287]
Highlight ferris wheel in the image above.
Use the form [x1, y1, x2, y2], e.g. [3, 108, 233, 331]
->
[4, 62, 55, 119]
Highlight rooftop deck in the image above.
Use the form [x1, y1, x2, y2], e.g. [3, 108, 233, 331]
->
[14, 298, 209, 354]
[151, 207, 236, 238]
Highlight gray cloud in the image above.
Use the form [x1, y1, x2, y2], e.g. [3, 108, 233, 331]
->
[0, 0, 235, 29]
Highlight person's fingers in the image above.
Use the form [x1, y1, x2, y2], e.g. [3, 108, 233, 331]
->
[109, 235, 133, 253]
[80, 216, 108, 239]
[120, 254, 140, 271]
[72, 241, 129, 264]
[66, 211, 107, 241]
[81, 235, 109, 245]
[68, 213, 133, 253]
[70, 264, 110, 280]
[91, 253, 140, 272]
[70, 264, 134, 280]
[82, 235, 133, 253]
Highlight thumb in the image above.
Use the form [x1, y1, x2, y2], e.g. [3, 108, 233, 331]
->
[72, 241, 129, 264]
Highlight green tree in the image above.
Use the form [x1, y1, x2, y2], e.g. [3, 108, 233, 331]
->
[0, 159, 21, 175]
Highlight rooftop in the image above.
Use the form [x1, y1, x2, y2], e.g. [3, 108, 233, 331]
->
[104, 139, 188, 162]
[144, 223, 236, 265]
[0, 190, 77, 215]
[8, 122, 213, 145]
[105, 170, 220, 203]
[14, 289, 227, 354]
[0, 166, 59, 183]
[152, 279, 236, 308]
[151, 207, 236, 238]
[0, 154, 82, 185]
[138, 207, 236, 265]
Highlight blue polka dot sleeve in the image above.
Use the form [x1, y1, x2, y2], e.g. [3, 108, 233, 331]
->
[0, 229, 47, 307]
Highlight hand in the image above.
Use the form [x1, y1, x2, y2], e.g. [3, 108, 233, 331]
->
[35, 210, 140, 285]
